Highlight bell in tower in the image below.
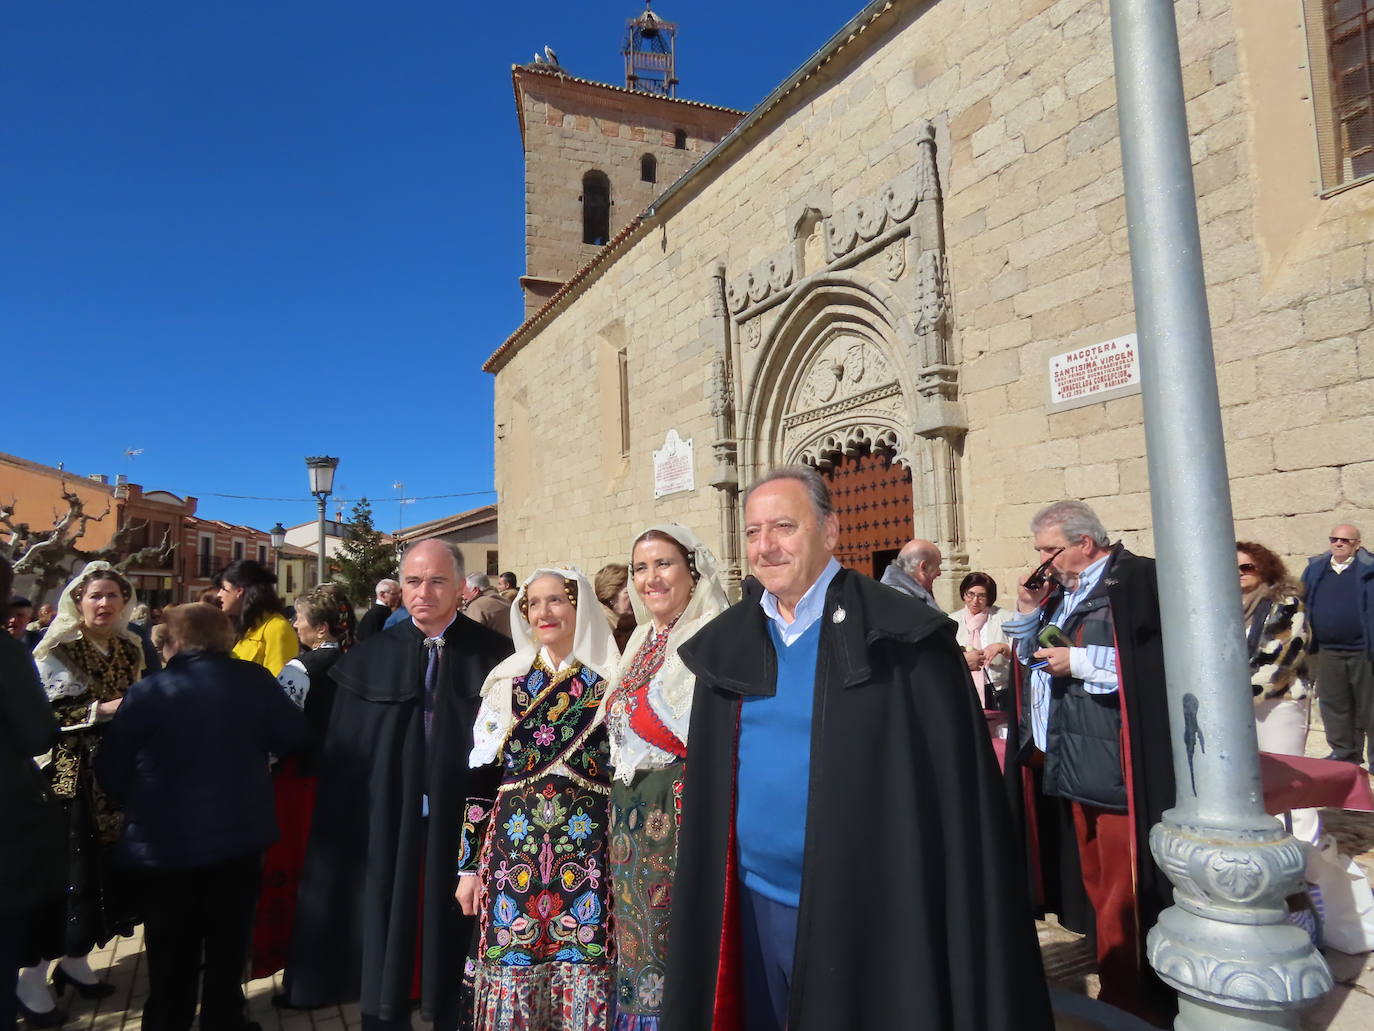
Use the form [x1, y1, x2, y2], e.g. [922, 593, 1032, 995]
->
[623, 2, 678, 97]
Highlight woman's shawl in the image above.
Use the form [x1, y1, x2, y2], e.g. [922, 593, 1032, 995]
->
[600, 523, 727, 782]
[469, 565, 618, 768]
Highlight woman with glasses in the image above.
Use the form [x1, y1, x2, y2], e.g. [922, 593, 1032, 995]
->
[950, 572, 1013, 711]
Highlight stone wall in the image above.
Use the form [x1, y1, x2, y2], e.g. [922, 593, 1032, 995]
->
[490, 0, 1374, 598]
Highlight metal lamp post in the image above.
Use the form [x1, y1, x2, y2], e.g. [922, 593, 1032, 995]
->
[1107, 1, 1330, 1026]
[270, 522, 285, 596]
[305, 457, 338, 586]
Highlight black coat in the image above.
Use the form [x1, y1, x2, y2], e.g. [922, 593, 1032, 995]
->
[664, 568, 1053, 1031]
[95, 650, 308, 869]
[283, 614, 512, 1022]
[354, 602, 391, 642]
[0, 633, 62, 915]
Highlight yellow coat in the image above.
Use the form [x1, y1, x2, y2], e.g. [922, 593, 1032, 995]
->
[232, 613, 299, 676]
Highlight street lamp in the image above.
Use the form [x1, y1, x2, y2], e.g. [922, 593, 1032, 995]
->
[269, 522, 285, 554]
[305, 456, 339, 585]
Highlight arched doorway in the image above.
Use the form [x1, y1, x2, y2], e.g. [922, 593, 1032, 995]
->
[819, 443, 914, 577]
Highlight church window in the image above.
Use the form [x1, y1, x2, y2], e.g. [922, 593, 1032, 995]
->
[641, 153, 657, 183]
[582, 170, 611, 245]
[673, 129, 687, 150]
[1305, 0, 1374, 189]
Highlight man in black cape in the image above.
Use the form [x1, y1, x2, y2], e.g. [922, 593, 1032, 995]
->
[355, 578, 401, 642]
[662, 466, 1053, 1031]
[1001, 500, 1175, 1025]
[282, 541, 511, 1031]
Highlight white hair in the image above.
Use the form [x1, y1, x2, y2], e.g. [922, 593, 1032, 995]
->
[1030, 500, 1111, 548]
[465, 572, 491, 591]
[375, 578, 399, 599]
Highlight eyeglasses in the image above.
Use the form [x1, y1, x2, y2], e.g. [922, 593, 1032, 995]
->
[963, 591, 989, 600]
[1237, 563, 1258, 574]
[1330, 537, 1357, 545]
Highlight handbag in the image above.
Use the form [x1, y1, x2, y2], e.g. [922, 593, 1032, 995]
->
[1305, 835, 1374, 954]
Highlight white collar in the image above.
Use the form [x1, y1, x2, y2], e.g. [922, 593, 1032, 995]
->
[1331, 555, 1355, 573]
[413, 612, 457, 641]
[760, 557, 842, 636]
[538, 646, 576, 672]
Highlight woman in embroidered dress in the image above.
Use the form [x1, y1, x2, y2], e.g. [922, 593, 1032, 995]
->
[217, 559, 298, 676]
[18, 563, 144, 1021]
[254, 588, 347, 982]
[600, 525, 726, 1031]
[456, 566, 620, 1030]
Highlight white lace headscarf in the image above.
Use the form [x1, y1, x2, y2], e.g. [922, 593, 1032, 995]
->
[469, 564, 619, 768]
[600, 523, 729, 779]
[33, 560, 141, 663]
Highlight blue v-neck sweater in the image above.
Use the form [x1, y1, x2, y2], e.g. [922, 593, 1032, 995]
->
[736, 618, 821, 908]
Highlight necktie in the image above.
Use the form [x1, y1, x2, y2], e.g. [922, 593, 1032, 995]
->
[423, 636, 444, 746]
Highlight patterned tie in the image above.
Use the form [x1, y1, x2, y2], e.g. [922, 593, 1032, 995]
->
[423, 636, 444, 746]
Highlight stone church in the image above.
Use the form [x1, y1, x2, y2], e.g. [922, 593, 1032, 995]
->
[485, 0, 1374, 602]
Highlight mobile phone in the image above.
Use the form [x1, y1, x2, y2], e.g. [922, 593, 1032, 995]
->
[1037, 623, 1072, 649]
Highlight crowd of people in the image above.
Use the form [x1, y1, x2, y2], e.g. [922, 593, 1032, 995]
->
[2, 464, 1369, 1031]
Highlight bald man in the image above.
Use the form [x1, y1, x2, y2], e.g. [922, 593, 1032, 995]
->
[283, 540, 512, 1031]
[1302, 524, 1374, 766]
[879, 539, 944, 611]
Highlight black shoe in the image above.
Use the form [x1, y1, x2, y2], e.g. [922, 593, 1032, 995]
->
[271, 993, 310, 1011]
[17, 1000, 67, 1028]
[51, 964, 117, 1000]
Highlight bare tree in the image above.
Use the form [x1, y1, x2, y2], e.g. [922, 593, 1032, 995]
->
[2, 485, 175, 600]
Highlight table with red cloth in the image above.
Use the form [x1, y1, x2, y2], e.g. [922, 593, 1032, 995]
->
[985, 712, 1374, 814]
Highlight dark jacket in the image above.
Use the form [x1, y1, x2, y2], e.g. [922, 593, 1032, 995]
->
[283, 613, 512, 1022]
[355, 602, 391, 642]
[1301, 548, 1374, 656]
[663, 568, 1053, 1031]
[96, 650, 308, 870]
[0, 633, 62, 915]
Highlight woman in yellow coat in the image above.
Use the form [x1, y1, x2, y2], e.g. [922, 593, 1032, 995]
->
[217, 559, 298, 675]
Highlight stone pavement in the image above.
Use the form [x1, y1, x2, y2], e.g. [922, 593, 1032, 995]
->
[43, 721, 1374, 1031]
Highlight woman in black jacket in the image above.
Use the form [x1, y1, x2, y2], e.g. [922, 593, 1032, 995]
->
[2, 557, 62, 1029]
[95, 603, 307, 1031]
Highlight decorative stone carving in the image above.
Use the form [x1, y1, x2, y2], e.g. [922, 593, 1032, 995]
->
[795, 422, 902, 470]
[914, 249, 948, 337]
[825, 168, 922, 261]
[743, 318, 761, 349]
[883, 238, 905, 281]
[795, 335, 895, 411]
[915, 119, 940, 204]
[726, 249, 795, 314]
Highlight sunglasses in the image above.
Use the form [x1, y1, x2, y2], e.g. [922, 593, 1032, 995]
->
[1024, 548, 1065, 590]
[1330, 537, 1357, 545]
[1237, 563, 1258, 574]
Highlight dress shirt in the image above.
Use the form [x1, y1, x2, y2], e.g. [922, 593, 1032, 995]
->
[760, 557, 842, 647]
[413, 613, 457, 641]
[1003, 553, 1118, 750]
[1331, 556, 1355, 574]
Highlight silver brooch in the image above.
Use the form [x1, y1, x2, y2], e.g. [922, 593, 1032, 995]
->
[832, 607, 847, 624]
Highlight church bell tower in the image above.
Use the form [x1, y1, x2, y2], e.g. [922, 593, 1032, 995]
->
[623, 2, 678, 98]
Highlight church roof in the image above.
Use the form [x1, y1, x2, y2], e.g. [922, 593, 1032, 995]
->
[485, 0, 900, 373]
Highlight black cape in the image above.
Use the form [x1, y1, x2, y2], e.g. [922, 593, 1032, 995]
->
[355, 602, 391, 642]
[1004, 545, 1176, 1015]
[663, 568, 1054, 1031]
[283, 614, 512, 1021]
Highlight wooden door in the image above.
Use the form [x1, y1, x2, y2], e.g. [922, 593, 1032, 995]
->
[821, 447, 915, 577]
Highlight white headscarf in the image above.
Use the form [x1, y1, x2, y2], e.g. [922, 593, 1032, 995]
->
[33, 560, 141, 663]
[469, 564, 619, 768]
[601, 524, 729, 779]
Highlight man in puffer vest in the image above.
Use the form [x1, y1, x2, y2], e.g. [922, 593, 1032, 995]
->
[1003, 500, 1175, 1026]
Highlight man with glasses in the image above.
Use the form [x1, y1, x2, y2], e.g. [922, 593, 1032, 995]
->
[1001, 499, 1173, 1025]
[1301, 524, 1374, 766]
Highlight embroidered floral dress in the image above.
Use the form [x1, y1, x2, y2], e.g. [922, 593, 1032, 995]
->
[26, 636, 143, 963]
[462, 655, 614, 1030]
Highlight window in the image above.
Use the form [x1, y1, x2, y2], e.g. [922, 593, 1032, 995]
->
[286, 565, 295, 593]
[673, 129, 687, 150]
[1307, 0, 1374, 189]
[232, 539, 245, 562]
[640, 153, 657, 183]
[198, 534, 215, 578]
[487, 550, 499, 576]
[257, 544, 268, 565]
[582, 170, 611, 245]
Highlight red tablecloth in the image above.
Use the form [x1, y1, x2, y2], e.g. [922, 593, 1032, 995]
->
[985, 714, 1374, 814]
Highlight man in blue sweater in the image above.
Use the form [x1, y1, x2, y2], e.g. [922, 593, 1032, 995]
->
[1302, 524, 1374, 766]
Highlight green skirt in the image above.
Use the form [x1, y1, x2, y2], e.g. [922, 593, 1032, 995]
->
[608, 762, 684, 1028]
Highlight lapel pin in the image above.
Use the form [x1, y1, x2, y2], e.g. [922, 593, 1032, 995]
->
[832, 606, 847, 624]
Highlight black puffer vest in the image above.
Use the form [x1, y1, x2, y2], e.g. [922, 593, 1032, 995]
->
[1037, 550, 1127, 811]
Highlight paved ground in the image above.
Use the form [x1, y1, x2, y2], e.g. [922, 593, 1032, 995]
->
[41, 718, 1374, 1031]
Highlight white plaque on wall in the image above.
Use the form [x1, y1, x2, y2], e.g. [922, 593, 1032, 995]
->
[1047, 333, 1142, 413]
[652, 430, 695, 499]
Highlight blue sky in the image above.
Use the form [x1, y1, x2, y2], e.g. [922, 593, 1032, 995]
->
[3, 1, 859, 532]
